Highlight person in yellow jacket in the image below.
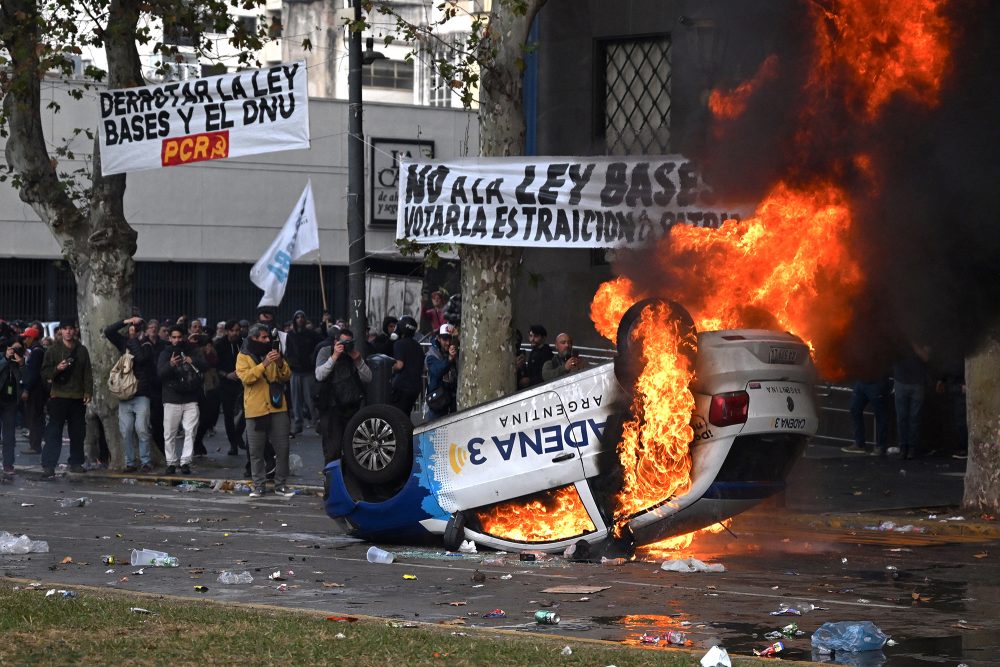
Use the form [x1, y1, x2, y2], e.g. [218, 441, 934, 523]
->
[236, 323, 294, 498]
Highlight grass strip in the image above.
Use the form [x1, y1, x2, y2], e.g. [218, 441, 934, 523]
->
[0, 583, 782, 666]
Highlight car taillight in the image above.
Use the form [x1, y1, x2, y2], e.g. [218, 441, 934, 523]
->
[709, 391, 749, 427]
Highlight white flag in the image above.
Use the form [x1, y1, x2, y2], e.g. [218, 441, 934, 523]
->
[250, 181, 320, 307]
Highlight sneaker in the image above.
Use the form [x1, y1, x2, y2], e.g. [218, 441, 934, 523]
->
[180, 464, 192, 475]
[40, 468, 56, 480]
[274, 486, 296, 498]
[840, 445, 868, 454]
[165, 465, 177, 475]
[248, 488, 264, 498]
[140, 463, 154, 474]
[887, 446, 901, 455]
[3, 465, 14, 477]
[69, 464, 86, 473]
[123, 465, 138, 473]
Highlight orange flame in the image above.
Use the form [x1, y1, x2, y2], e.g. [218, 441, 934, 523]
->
[476, 486, 595, 543]
[639, 521, 731, 560]
[614, 304, 697, 527]
[812, 0, 952, 118]
[709, 54, 780, 121]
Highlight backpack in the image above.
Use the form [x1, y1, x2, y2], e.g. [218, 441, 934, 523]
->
[329, 358, 365, 409]
[108, 350, 138, 400]
[0, 358, 20, 404]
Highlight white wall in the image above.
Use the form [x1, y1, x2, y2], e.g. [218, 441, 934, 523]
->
[0, 77, 478, 265]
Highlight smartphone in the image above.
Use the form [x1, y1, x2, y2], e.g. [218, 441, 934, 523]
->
[271, 339, 281, 352]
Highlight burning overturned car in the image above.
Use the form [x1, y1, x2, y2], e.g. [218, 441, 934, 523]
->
[323, 298, 818, 554]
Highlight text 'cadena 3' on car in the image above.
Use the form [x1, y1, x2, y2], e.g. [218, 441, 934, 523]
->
[324, 299, 818, 555]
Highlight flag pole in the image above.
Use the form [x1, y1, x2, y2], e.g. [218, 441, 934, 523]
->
[316, 251, 328, 313]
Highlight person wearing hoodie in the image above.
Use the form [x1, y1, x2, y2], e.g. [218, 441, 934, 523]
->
[371, 316, 398, 357]
[284, 310, 322, 435]
[236, 323, 294, 498]
[103, 316, 156, 473]
[157, 326, 208, 475]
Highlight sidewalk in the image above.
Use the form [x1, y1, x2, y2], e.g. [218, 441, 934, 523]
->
[9, 427, 998, 541]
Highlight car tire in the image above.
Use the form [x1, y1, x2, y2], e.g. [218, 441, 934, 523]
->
[343, 405, 413, 486]
[443, 512, 466, 551]
[614, 298, 697, 387]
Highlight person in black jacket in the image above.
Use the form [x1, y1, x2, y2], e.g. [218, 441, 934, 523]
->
[157, 326, 207, 475]
[517, 324, 553, 389]
[284, 310, 322, 435]
[214, 320, 246, 455]
[17, 326, 46, 456]
[104, 316, 157, 473]
[390, 316, 423, 418]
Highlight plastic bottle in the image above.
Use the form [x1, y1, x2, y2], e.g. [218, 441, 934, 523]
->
[57, 497, 91, 508]
[366, 546, 394, 564]
[665, 630, 687, 645]
[217, 571, 254, 584]
[811, 621, 888, 652]
[150, 556, 179, 567]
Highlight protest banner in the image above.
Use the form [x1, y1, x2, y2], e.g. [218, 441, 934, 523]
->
[395, 155, 748, 249]
[98, 62, 309, 175]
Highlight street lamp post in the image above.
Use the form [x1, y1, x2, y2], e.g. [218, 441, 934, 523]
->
[346, 0, 367, 346]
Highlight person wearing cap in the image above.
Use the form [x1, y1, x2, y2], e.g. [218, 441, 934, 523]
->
[284, 309, 322, 435]
[517, 324, 553, 389]
[39, 320, 93, 478]
[1, 334, 25, 477]
[424, 323, 459, 420]
[18, 326, 46, 456]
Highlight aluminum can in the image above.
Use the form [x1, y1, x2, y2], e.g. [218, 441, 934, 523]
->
[534, 610, 560, 625]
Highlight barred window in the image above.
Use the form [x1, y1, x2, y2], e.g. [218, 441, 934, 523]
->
[596, 36, 672, 155]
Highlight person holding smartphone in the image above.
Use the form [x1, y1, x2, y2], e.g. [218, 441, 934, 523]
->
[542, 332, 588, 381]
[39, 320, 93, 479]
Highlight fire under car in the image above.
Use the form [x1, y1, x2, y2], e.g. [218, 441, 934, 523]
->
[323, 299, 818, 554]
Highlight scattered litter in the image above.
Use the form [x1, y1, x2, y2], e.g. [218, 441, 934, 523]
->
[45, 589, 76, 598]
[121, 479, 137, 485]
[186, 518, 200, 524]
[130, 607, 152, 614]
[482, 608, 506, 618]
[132, 569, 144, 575]
[218, 571, 253, 584]
[560, 646, 572, 656]
[322, 582, 344, 588]
[660, 558, 725, 573]
[472, 570, 486, 583]
[268, 570, 286, 581]
[0, 531, 49, 554]
[334, 632, 346, 640]
[439, 618, 467, 626]
[57, 497, 91, 508]
[534, 610, 560, 625]
[275, 584, 288, 592]
[602, 557, 628, 566]
[811, 621, 888, 652]
[886, 565, 898, 571]
[639, 633, 660, 645]
[60, 556, 73, 564]
[105, 569, 115, 574]
[288, 453, 304, 474]
[403, 574, 417, 580]
[754, 641, 784, 657]
[194, 585, 208, 593]
[946, 516, 966, 521]
[458, 540, 477, 554]
[769, 606, 802, 616]
[472, 584, 484, 588]
[866, 521, 925, 533]
[841, 557, 848, 564]
[700, 646, 732, 667]
[541, 585, 610, 594]
[366, 546, 395, 564]
[500, 574, 513, 580]
[326, 616, 358, 622]
[20, 503, 34, 507]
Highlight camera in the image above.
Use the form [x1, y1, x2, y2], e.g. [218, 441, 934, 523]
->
[64, 357, 75, 367]
[271, 339, 281, 352]
[341, 339, 355, 354]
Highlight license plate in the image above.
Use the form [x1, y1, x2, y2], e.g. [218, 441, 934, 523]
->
[768, 347, 798, 364]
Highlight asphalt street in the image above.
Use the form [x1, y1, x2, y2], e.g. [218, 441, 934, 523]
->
[2, 443, 997, 666]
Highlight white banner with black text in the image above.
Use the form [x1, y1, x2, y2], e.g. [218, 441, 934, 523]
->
[395, 155, 747, 249]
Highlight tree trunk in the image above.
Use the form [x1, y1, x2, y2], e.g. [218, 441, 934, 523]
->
[456, 0, 545, 408]
[963, 332, 1000, 513]
[2, 0, 142, 470]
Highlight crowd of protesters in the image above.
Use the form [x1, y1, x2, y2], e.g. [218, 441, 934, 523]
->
[0, 289, 609, 490]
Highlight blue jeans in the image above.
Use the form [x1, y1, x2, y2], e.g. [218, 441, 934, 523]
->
[118, 395, 151, 467]
[290, 372, 317, 431]
[894, 382, 925, 456]
[1, 401, 17, 468]
[850, 380, 891, 451]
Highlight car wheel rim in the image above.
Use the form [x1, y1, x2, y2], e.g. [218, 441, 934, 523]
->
[352, 417, 397, 472]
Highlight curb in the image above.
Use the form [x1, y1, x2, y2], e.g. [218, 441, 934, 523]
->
[739, 509, 1000, 541]
[11, 465, 324, 495]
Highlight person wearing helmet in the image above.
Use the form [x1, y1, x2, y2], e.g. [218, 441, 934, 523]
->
[390, 316, 423, 419]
